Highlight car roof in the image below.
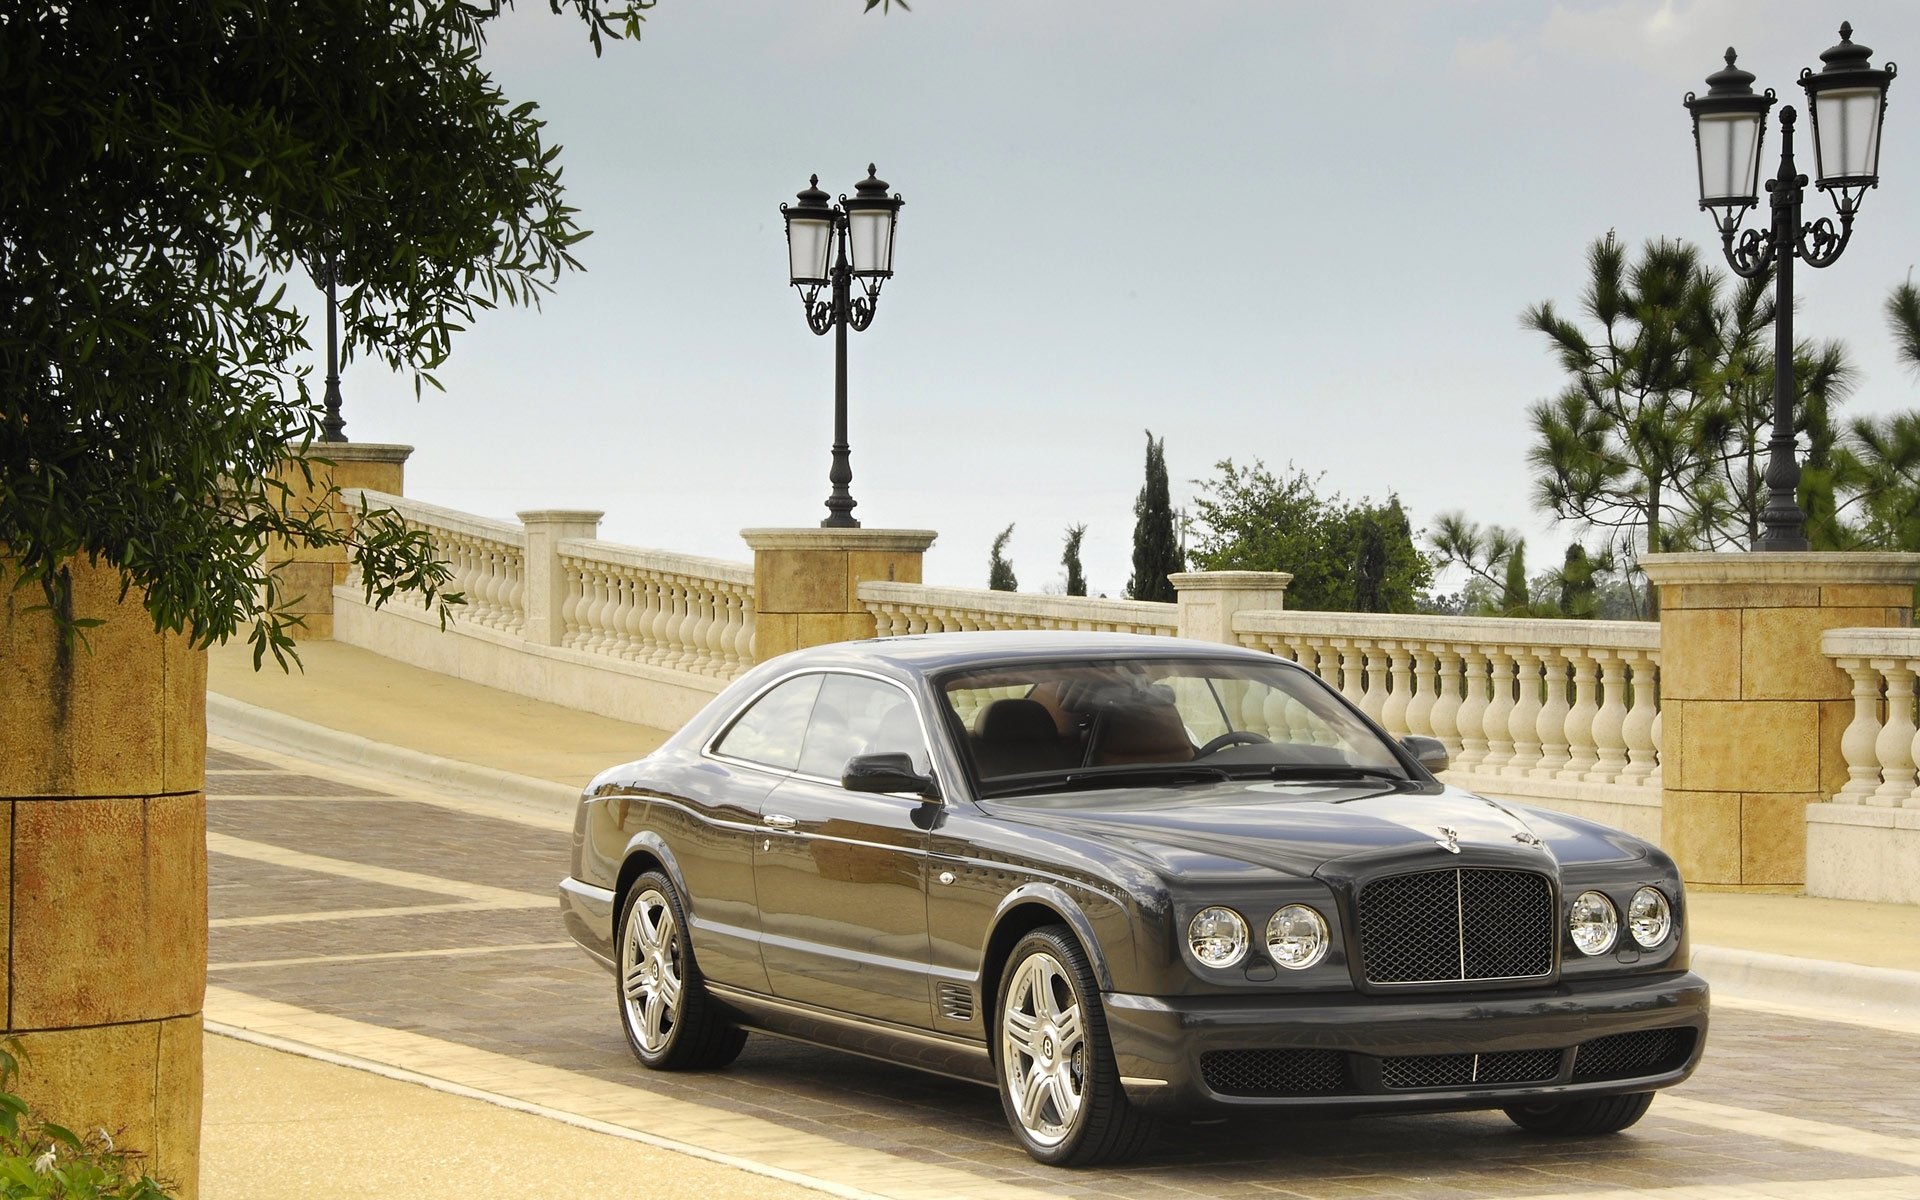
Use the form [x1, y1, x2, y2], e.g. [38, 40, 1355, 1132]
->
[784, 630, 1284, 676]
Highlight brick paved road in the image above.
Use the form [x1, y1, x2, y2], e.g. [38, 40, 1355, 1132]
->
[204, 739, 1920, 1199]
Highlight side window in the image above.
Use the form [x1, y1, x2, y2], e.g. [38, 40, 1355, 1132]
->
[713, 674, 824, 771]
[799, 674, 932, 781]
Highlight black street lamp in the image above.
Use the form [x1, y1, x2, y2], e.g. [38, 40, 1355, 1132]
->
[1685, 23, 1895, 550]
[780, 166, 904, 529]
[317, 236, 348, 443]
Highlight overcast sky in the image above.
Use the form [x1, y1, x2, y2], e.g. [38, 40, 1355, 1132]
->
[313, 0, 1920, 597]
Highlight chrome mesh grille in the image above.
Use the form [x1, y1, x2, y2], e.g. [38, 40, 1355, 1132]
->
[1200, 1049, 1346, 1097]
[1357, 868, 1555, 985]
[1380, 1048, 1563, 1090]
[1572, 1028, 1693, 1081]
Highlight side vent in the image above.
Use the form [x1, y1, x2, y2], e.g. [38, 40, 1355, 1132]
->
[937, 983, 975, 1023]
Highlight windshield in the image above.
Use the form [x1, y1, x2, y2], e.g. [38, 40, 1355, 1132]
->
[938, 655, 1409, 796]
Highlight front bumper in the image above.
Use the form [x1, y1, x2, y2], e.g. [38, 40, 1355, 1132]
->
[1105, 970, 1708, 1114]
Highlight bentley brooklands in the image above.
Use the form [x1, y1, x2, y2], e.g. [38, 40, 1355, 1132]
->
[558, 632, 1707, 1165]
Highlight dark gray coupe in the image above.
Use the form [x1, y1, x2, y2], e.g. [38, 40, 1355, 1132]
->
[559, 632, 1707, 1165]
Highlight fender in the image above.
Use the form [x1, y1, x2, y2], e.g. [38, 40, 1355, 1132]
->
[619, 828, 690, 909]
[986, 881, 1123, 993]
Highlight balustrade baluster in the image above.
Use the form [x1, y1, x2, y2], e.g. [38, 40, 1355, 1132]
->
[1429, 650, 1463, 758]
[1558, 652, 1601, 780]
[558, 562, 583, 646]
[1834, 656, 1884, 803]
[1453, 647, 1492, 771]
[1380, 644, 1412, 737]
[1874, 659, 1918, 804]
[505, 555, 526, 633]
[1532, 649, 1571, 778]
[1618, 652, 1657, 784]
[1403, 646, 1437, 740]
[1504, 647, 1545, 777]
[1357, 643, 1389, 726]
[1587, 652, 1631, 783]
[1480, 650, 1517, 773]
[1647, 705, 1663, 787]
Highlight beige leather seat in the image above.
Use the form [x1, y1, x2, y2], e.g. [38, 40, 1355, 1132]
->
[1091, 703, 1194, 766]
[972, 698, 1075, 778]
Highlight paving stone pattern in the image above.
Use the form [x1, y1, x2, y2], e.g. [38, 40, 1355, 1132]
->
[205, 753, 1920, 1198]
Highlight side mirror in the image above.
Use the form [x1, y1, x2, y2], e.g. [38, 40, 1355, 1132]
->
[1401, 735, 1450, 775]
[842, 752, 941, 801]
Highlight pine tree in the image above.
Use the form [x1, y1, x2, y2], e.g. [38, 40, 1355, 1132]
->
[1062, 524, 1088, 597]
[1128, 431, 1182, 602]
[988, 524, 1018, 592]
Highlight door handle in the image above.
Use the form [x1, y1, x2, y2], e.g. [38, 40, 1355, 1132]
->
[763, 814, 797, 830]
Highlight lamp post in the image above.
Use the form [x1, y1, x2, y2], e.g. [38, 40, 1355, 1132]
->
[780, 166, 904, 529]
[1685, 23, 1895, 550]
[317, 236, 347, 443]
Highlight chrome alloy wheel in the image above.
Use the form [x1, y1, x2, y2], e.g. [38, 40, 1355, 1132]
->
[620, 888, 684, 1055]
[1000, 951, 1088, 1147]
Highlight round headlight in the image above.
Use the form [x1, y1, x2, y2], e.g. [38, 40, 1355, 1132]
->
[1188, 906, 1248, 968]
[1570, 890, 1619, 956]
[1629, 887, 1672, 948]
[1265, 904, 1329, 970]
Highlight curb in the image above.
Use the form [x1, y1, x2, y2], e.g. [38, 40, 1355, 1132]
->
[1690, 944, 1920, 1024]
[207, 692, 578, 821]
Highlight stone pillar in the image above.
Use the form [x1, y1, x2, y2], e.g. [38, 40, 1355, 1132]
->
[741, 528, 938, 661]
[518, 510, 604, 647]
[265, 442, 413, 639]
[1641, 551, 1920, 889]
[0, 556, 207, 1196]
[1169, 571, 1293, 645]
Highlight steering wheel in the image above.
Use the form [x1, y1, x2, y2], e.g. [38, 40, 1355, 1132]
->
[1195, 730, 1272, 757]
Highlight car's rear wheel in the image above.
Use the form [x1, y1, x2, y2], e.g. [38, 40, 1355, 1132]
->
[617, 870, 746, 1070]
[1503, 1091, 1654, 1135]
[993, 926, 1154, 1166]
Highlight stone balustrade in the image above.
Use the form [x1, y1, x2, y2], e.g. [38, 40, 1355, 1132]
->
[860, 581, 1179, 636]
[1824, 627, 1920, 808]
[363, 491, 527, 634]
[1232, 610, 1662, 784]
[557, 541, 755, 677]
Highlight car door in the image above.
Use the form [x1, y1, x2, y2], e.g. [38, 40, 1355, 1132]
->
[695, 672, 825, 993]
[754, 671, 937, 1028]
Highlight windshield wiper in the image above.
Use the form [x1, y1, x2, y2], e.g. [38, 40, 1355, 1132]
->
[1257, 764, 1407, 782]
[983, 764, 1234, 797]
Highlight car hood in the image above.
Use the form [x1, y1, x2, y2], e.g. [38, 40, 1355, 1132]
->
[980, 780, 1565, 881]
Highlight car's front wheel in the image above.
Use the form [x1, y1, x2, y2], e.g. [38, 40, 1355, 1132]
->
[1503, 1091, 1653, 1135]
[617, 871, 746, 1070]
[994, 926, 1154, 1166]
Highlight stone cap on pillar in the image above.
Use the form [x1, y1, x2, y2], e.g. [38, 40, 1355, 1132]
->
[1640, 551, 1920, 586]
[1168, 570, 1294, 593]
[740, 528, 939, 553]
[305, 442, 414, 466]
[518, 509, 606, 530]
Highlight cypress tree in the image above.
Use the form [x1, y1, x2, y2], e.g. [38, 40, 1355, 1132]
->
[1502, 544, 1530, 614]
[988, 524, 1018, 592]
[1062, 524, 1088, 596]
[1128, 431, 1182, 602]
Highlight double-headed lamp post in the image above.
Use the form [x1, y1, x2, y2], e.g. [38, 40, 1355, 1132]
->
[1685, 23, 1895, 551]
[780, 166, 904, 529]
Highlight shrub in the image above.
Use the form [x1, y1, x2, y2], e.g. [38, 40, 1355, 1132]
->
[0, 1045, 172, 1200]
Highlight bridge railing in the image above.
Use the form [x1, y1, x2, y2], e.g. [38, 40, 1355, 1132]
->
[859, 581, 1178, 636]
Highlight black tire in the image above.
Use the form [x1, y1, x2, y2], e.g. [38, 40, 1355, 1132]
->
[992, 926, 1155, 1166]
[616, 870, 746, 1070]
[1503, 1091, 1654, 1135]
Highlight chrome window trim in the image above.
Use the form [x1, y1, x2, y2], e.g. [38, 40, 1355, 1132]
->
[704, 665, 952, 802]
